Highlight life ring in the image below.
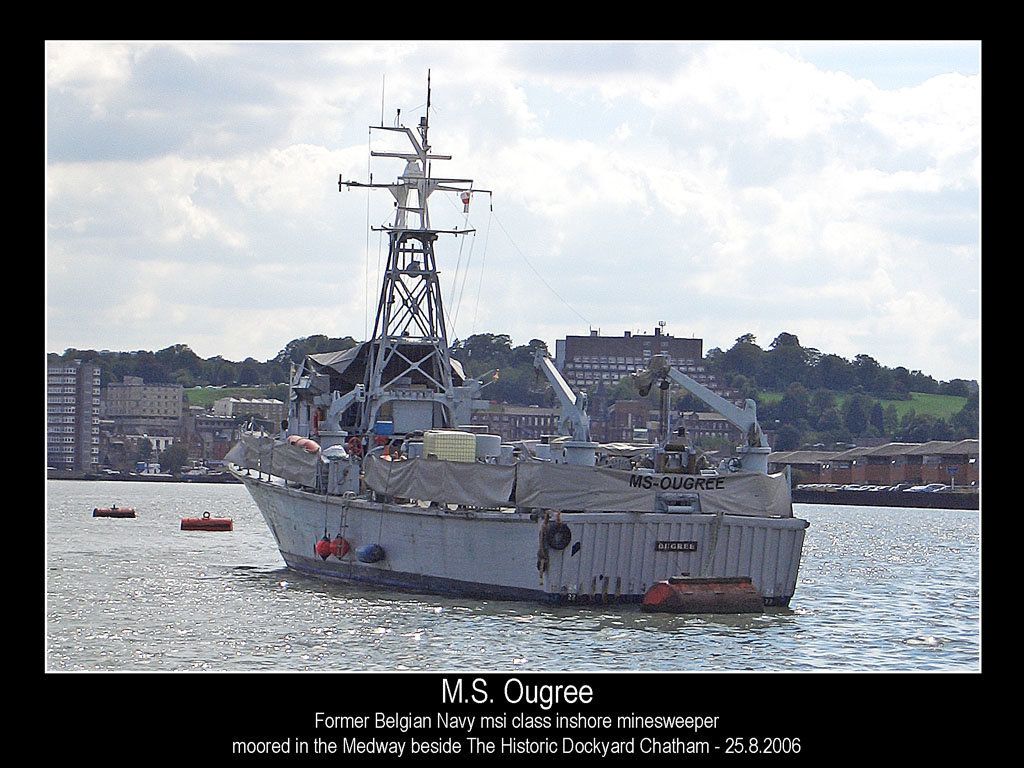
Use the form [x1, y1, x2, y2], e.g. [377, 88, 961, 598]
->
[346, 437, 363, 457]
[545, 522, 572, 551]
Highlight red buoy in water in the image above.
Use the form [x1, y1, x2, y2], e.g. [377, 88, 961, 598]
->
[93, 506, 135, 518]
[315, 536, 333, 560]
[181, 511, 233, 531]
[642, 576, 764, 614]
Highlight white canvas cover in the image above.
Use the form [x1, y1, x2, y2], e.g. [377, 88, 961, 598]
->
[306, 343, 466, 386]
[226, 433, 322, 487]
[514, 462, 792, 517]
[361, 455, 791, 517]
[363, 455, 516, 507]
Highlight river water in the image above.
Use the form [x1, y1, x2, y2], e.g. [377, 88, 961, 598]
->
[44, 480, 980, 673]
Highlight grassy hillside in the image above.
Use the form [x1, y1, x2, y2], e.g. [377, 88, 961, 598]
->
[184, 385, 287, 410]
[758, 390, 967, 421]
[880, 392, 969, 420]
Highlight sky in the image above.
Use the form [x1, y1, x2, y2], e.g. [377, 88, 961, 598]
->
[45, 41, 981, 382]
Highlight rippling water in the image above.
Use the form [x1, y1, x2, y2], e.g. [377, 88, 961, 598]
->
[45, 480, 979, 672]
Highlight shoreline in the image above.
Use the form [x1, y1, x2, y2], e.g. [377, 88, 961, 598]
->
[792, 487, 978, 510]
[46, 471, 242, 485]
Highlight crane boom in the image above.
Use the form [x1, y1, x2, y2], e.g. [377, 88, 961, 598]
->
[659, 363, 767, 448]
[533, 350, 591, 442]
[633, 354, 771, 473]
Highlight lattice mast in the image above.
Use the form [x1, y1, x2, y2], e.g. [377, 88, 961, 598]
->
[339, 72, 483, 435]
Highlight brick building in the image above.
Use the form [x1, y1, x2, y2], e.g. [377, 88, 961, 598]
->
[469, 404, 560, 441]
[212, 396, 286, 425]
[182, 410, 242, 462]
[678, 411, 744, 445]
[769, 440, 979, 487]
[555, 325, 711, 391]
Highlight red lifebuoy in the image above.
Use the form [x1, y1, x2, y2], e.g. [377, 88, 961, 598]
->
[331, 536, 351, 558]
[315, 536, 333, 560]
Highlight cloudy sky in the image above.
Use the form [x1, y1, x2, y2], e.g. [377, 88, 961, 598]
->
[45, 41, 981, 382]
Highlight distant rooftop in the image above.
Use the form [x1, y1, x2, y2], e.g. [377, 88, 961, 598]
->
[770, 439, 979, 464]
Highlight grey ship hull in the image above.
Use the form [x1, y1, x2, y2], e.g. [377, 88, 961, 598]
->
[240, 472, 807, 606]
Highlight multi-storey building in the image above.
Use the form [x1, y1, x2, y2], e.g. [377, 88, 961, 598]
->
[47, 359, 101, 471]
[554, 325, 711, 391]
[596, 403, 744, 446]
[677, 411, 744, 446]
[103, 376, 184, 437]
[212, 397, 286, 425]
[599, 400, 657, 443]
[470, 404, 561, 442]
[182, 409, 242, 462]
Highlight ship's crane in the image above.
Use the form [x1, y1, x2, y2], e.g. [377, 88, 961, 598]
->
[632, 355, 771, 474]
[533, 350, 591, 442]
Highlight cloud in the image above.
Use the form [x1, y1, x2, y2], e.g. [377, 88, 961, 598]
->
[45, 41, 980, 381]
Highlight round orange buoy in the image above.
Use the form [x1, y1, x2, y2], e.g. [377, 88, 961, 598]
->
[315, 536, 333, 560]
[331, 535, 351, 558]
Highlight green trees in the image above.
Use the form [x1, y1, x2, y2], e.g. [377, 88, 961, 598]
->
[48, 335, 360, 388]
[950, 392, 980, 439]
[49, 328, 978, 448]
[704, 332, 977, 448]
[778, 383, 810, 425]
[157, 443, 190, 475]
[449, 334, 554, 406]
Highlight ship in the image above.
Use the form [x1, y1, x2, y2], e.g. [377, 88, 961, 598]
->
[227, 75, 809, 610]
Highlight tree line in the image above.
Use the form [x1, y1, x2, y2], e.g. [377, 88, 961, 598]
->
[694, 332, 977, 449]
[47, 336, 360, 389]
[49, 329, 978, 448]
